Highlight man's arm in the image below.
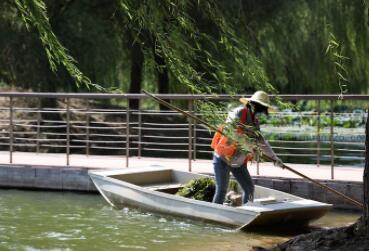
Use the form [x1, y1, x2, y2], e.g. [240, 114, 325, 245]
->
[256, 134, 284, 168]
[257, 137, 277, 160]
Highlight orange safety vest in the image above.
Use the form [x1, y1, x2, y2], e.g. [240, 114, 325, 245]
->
[210, 107, 256, 165]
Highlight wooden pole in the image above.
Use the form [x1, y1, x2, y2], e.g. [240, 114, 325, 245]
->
[275, 157, 363, 208]
[142, 90, 363, 209]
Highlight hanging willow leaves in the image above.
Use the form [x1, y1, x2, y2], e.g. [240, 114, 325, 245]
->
[115, 0, 273, 96]
[326, 32, 350, 99]
[14, 0, 103, 90]
[11, 0, 369, 95]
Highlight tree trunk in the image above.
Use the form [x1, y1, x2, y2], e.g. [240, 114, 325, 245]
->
[152, 43, 170, 110]
[364, 109, 369, 235]
[39, 71, 61, 121]
[129, 40, 144, 110]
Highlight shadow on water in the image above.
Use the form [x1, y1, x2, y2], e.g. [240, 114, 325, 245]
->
[244, 224, 323, 238]
[243, 208, 360, 237]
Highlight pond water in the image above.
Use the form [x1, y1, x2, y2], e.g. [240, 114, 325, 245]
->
[0, 190, 360, 251]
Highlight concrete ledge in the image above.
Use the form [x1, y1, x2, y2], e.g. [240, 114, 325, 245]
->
[0, 164, 363, 210]
[0, 164, 97, 192]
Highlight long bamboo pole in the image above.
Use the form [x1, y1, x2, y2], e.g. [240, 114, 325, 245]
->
[142, 90, 363, 209]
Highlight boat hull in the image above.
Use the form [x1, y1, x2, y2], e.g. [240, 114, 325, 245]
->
[90, 173, 259, 227]
[89, 167, 332, 229]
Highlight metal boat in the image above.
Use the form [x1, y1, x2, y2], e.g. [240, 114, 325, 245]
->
[88, 166, 332, 229]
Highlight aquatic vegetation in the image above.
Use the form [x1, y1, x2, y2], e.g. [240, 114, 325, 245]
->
[176, 177, 238, 202]
[260, 112, 366, 128]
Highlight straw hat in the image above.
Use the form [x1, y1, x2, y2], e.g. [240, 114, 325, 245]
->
[239, 91, 276, 112]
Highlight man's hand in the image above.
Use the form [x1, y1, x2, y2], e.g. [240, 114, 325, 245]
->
[274, 157, 284, 169]
[248, 192, 254, 203]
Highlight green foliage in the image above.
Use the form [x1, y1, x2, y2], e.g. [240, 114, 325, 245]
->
[14, 0, 101, 90]
[176, 177, 216, 202]
[326, 32, 349, 98]
[116, 0, 275, 95]
[176, 177, 239, 202]
[236, 0, 369, 94]
[228, 179, 239, 194]
[196, 101, 228, 129]
[7, 0, 369, 96]
[264, 112, 366, 128]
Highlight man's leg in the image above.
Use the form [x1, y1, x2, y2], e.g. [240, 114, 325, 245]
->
[212, 155, 230, 204]
[231, 165, 254, 204]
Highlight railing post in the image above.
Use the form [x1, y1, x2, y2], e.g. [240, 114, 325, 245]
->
[138, 98, 142, 159]
[9, 96, 13, 164]
[193, 101, 197, 161]
[316, 99, 321, 167]
[188, 100, 193, 172]
[126, 102, 130, 168]
[66, 98, 70, 166]
[36, 98, 41, 153]
[86, 99, 90, 156]
[330, 99, 334, 179]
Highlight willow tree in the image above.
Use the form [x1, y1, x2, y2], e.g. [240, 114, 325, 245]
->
[13, 0, 278, 115]
[6, 0, 369, 97]
[116, 1, 275, 87]
[224, 0, 369, 94]
[114, 0, 278, 113]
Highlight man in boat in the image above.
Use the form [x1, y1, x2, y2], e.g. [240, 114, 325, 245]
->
[211, 91, 283, 205]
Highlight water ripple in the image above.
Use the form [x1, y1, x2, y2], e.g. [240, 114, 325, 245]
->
[0, 189, 360, 251]
[119, 244, 147, 250]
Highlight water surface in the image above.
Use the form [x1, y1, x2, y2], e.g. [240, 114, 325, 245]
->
[0, 190, 360, 251]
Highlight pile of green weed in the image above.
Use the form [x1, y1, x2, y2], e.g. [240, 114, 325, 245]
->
[176, 177, 238, 202]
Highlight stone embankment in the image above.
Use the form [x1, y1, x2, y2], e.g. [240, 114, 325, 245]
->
[0, 164, 96, 192]
[0, 162, 362, 210]
[253, 176, 362, 210]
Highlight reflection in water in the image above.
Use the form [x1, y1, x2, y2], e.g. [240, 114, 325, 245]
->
[0, 190, 360, 251]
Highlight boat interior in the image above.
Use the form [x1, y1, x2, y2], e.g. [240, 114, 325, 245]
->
[108, 168, 303, 206]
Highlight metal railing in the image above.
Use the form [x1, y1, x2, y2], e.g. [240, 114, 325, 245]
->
[0, 92, 367, 179]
